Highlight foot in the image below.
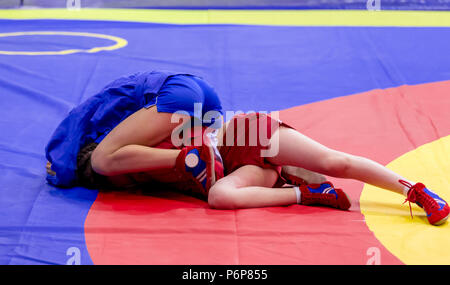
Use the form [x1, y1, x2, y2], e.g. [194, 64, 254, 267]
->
[179, 135, 224, 196]
[299, 181, 351, 210]
[401, 180, 449, 226]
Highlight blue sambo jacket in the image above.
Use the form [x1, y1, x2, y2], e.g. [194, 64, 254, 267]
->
[45, 70, 187, 188]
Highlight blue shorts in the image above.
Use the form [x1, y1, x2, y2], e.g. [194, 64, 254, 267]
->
[144, 74, 222, 127]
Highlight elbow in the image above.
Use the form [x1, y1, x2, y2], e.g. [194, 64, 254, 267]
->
[90, 149, 115, 176]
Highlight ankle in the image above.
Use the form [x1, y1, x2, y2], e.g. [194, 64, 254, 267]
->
[399, 179, 416, 197]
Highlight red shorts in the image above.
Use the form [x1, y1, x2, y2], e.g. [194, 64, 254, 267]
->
[219, 112, 291, 178]
[120, 113, 292, 193]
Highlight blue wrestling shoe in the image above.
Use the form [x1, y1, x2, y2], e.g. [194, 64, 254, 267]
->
[298, 182, 351, 210]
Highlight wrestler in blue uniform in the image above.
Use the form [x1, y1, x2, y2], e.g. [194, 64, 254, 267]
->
[45, 71, 223, 188]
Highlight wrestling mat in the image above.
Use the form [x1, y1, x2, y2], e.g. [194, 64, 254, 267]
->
[1, 8, 449, 265]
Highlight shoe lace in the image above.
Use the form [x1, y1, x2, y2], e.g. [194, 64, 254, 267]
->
[400, 180, 415, 219]
[400, 180, 438, 219]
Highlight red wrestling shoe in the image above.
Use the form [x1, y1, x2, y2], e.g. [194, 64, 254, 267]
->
[299, 182, 351, 210]
[281, 166, 328, 187]
[176, 133, 224, 197]
[401, 180, 449, 226]
[282, 170, 307, 187]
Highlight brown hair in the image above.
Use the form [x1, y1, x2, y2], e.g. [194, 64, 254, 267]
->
[76, 142, 112, 189]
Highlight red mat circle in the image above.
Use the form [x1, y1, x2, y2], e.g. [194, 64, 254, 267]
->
[84, 81, 450, 264]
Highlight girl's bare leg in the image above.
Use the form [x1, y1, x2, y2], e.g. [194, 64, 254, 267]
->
[208, 165, 297, 209]
[91, 106, 188, 176]
[266, 127, 412, 195]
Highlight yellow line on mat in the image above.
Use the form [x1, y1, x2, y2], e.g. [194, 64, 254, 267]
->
[0, 8, 450, 27]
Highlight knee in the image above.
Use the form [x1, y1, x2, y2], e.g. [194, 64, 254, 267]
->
[208, 183, 238, 210]
[321, 152, 352, 177]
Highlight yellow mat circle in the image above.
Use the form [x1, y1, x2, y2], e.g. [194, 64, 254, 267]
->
[0, 31, 127, 55]
[360, 135, 450, 264]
